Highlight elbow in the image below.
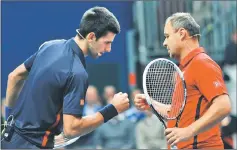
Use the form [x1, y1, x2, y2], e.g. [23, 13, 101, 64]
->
[224, 101, 231, 116]
[63, 120, 83, 138]
[8, 71, 23, 81]
[8, 72, 17, 81]
[63, 129, 76, 139]
[63, 127, 78, 139]
[222, 95, 232, 117]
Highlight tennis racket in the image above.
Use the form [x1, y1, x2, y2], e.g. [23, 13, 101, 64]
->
[143, 58, 187, 149]
[54, 133, 80, 149]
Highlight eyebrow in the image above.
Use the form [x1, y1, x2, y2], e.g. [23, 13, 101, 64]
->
[164, 33, 169, 36]
[105, 41, 113, 43]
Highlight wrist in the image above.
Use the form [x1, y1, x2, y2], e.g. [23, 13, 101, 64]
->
[99, 104, 118, 123]
[187, 124, 197, 137]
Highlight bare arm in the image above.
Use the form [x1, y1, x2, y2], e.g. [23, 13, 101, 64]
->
[63, 93, 130, 138]
[6, 64, 29, 107]
[189, 94, 231, 135]
[134, 94, 171, 115]
[153, 100, 171, 116]
[63, 112, 104, 138]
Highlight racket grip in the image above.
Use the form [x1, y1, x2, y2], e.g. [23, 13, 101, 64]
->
[171, 145, 177, 149]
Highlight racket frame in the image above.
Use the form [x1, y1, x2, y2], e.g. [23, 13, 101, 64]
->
[143, 58, 187, 121]
[143, 58, 187, 149]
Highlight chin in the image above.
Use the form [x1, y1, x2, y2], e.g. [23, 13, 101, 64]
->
[89, 53, 98, 59]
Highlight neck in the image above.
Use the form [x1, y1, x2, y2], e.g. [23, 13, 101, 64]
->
[73, 35, 88, 56]
[179, 39, 200, 61]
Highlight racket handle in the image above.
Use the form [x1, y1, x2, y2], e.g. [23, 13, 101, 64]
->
[171, 145, 177, 149]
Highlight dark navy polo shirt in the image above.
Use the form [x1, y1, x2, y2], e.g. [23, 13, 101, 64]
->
[12, 38, 88, 148]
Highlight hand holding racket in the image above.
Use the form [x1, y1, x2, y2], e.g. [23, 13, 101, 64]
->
[135, 58, 187, 149]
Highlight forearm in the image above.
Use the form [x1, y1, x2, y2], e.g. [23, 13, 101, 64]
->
[6, 73, 25, 107]
[64, 112, 104, 138]
[153, 100, 171, 116]
[189, 94, 231, 136]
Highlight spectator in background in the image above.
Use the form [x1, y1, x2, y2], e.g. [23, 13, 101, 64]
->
[102, 85, 116, 106]
[83, 85, 103, 116]
[66, 85, 102, 149]
[94, 86, 136, 149]
[224, 30, 237, 66]
[222, 30, 237, 149]
[223, 30, 237, 116]
[135, 110, 167, 149]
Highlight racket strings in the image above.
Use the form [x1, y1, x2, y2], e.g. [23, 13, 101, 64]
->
[145, 60, 184, 119]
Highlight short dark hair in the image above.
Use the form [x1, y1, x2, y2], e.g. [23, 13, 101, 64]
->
[78, 6, 120, 39]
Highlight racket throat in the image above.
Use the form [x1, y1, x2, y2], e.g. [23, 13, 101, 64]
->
[150, 105, 167, 128]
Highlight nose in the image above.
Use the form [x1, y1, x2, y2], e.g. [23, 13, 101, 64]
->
[163, 39, 167, 48]
[105, 44, 112, 52]
[106, 48, 111, 52]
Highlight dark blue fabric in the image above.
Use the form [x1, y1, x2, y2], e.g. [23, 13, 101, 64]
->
[11, 38, 88, 148]
[1, 131, 40, 149]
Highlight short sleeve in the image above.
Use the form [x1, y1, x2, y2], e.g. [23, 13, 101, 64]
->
[63, 72, 88, 117]
[194, 59, 228, 102]
[24, 53, 37, 72]
[23, 41, 48, 72]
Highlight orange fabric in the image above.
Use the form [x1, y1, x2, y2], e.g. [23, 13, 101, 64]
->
[129, 73, 136, 86]
[169, 74, 184, 119]
[42, 108, 62, 147]
[167, 47, 228, 149]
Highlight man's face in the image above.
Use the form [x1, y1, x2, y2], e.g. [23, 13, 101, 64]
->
[163, 21, 182, 59]
[88, 32, 116, 58]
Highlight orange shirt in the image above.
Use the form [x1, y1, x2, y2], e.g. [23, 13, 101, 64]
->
[167, 47, 228, 149]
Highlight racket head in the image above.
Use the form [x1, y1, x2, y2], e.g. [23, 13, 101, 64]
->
[143, 58, 187, 120]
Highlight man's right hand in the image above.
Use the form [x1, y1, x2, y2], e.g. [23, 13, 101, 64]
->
[111, 92, 130, 113]
[133, 94, 150, 111]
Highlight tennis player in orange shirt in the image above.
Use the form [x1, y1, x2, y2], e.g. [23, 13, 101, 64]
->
[134, 12, 231, 149]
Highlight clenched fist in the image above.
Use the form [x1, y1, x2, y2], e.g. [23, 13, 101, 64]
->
[111, 92, 130, 113]
[133, 94, 150, 111]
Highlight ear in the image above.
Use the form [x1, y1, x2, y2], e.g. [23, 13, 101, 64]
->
[86, 32, 96, 42]
[179, 28, 186, 41]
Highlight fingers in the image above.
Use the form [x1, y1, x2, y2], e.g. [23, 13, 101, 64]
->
[116, 92, 128, 97]
[165, 128, 175, 140]
[165, 128, 180, 146]
[166, 130, 176, 145]
[117, 92, 123, 95]
[164, 128, 173, 135]
[171, 138, 179, 147]
[136, 94, 146, 99]
[122, 93, 128, 98]
[167, 135, 177, 145]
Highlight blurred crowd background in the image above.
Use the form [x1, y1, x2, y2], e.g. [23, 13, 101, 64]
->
[1, 1, 236, 149]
